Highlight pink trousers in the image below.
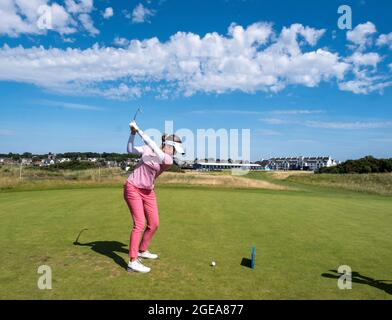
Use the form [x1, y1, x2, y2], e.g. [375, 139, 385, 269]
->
[123, 181, 159, 259]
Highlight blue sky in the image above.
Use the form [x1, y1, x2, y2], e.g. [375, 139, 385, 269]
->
[0, 0, 392, 161]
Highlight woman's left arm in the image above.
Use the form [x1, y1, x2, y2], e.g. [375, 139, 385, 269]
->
[127, 133, 144, 155]
[130, 121, 167, 163]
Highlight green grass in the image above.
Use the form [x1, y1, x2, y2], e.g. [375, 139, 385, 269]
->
[0, 180, 391, 299]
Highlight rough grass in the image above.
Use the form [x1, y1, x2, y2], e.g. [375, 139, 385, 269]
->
[0, 166, 287, 192]
[0, 165, 124, 180]
[2, 165, 392, 196]
[157, 172, 288, 190]
[286, 172, 392, 196]
[0, 166, 127, 191]
[270, 171, 314, 180]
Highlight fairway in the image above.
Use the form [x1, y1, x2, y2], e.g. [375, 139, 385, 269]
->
[0, 183, 391, 299]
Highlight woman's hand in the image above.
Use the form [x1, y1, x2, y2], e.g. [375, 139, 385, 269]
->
[129, 121, 140, 135]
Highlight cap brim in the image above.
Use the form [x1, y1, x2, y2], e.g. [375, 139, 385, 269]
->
[165, 140, 185, 155]
[174, 144, 185, 155]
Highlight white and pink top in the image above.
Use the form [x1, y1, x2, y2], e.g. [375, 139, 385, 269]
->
[126, 130, 173, 190]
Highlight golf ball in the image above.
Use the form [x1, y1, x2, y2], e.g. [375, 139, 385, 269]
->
[211, 261, 216, 266]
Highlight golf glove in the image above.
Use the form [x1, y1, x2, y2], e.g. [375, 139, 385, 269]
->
[129, 121, 140, 132]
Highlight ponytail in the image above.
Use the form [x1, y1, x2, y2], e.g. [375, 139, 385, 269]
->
[161, 133, 169, 148]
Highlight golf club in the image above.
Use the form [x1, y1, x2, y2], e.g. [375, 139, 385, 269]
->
[132, 106, 143, 122]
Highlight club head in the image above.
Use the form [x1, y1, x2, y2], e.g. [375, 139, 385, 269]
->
[74, 228, 88, 245]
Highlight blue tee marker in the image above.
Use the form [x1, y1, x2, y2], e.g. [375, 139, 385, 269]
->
[251, 246, 255, 269]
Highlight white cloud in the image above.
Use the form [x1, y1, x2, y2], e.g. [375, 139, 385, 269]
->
[92, 83, 142, 100]
[131, 3, 155, 24]
[0, 21, 390, 99]
[271, 109, 324, 115]
[260, 118, 289, 125]
[191, 110, 264, 116]
[38, 99, 104, 111]
[346, 52, 381, 67]
[339, 78, 392, 94]
[0, 0, 75, 36]
[259, 115, 392, 130]
[113, 37, 130, 47]
[255, 129, 281, 136]
[103, 7, 113, 19]
[257, 108, 392, 130]
[305, 120, 392, 130]
[347, 22, 377, 50]
[377, 32, 392, 49]
[340, 48, 389, 95]
[50, 3, 77, 35]
[62, 37, 75, 43]
[79, 13, 99, 36]
[65, 0, 93, 14]
[0, 0, 98, 36]
[339, 50, 390, 94]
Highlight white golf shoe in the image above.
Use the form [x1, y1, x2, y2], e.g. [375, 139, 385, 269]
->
[138, 250, 159, 260]
[127, 259, 151, 273]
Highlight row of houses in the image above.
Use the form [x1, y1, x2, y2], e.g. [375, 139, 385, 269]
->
[192, 156, 339, 171]
[259, 156, 339, 171]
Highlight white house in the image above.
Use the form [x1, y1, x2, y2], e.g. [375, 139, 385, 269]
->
[265, 156, 338, 171]
[21, 158, 33, 165]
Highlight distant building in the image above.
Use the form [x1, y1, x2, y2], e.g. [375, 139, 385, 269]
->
[262, 156, 338, 171]
[105, 160, 117, 168]
[179, 160, 195, 169]
[43, 159, 55, 166]
[32, 159, 43, 166]
[6, 158, 17, 165]
[194, 162, 263, 171]
[21, 158, 32, 165]
[126, 158, 139, 165]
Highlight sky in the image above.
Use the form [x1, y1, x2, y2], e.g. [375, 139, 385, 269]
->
[0, 0, 392, 161]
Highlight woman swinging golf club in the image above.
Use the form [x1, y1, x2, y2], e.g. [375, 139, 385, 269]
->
[124, 120, 185, 273]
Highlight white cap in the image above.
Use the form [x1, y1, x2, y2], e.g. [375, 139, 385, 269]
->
[164, 140, 185, 155]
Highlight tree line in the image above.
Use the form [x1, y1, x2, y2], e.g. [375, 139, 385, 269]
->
[318, 156, 392, 174]
[0, 152, 139, 161]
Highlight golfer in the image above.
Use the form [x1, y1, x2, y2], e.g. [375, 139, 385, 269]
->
[124, 121, 184, 273]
